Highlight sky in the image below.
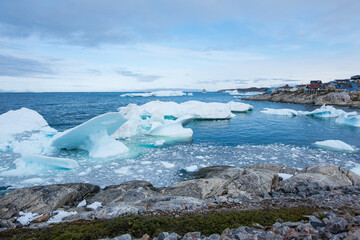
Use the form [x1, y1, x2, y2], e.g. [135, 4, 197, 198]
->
[0, 0, 359, 92]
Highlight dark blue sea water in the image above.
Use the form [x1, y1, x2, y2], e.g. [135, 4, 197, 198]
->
[0, 92, 360, 189]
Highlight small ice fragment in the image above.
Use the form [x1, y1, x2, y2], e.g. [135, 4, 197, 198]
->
[77, 200, 87, 208]
[87, 202, 102, 210]
[185, 165, 198, 172]
[279, 173, 293, 181]
[161, 161, 175, 168]
[47, 210, 77, 223]
[155, 139, 166, 146]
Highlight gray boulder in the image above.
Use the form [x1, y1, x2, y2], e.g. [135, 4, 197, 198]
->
[88, 180, 160, 206]
[0, 183, 99, 220]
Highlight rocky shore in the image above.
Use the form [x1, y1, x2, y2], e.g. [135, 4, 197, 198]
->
[1, 163, 360, 239]
[243, 91, 360, 108]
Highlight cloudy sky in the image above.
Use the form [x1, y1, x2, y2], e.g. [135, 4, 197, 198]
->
[0, 0, 359, 92]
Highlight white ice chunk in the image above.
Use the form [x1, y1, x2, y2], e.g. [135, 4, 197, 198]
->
[314, 140, 356, 152]
[87, 201, 102, 210]
[1, 155, 79, 176]
[22, 178, 44, 184]
[155, 139, 166, 146]
[51, 112, 129, 158]
[47, 210, 77, 223]
[350, 166, 360, 176]
[185, 165, 198, 172]
[299, 105, 355, 118]
[120, 91, 186, 97]
[228, 101, 253, 112]
[261, 108, 298, 117]
[335, 113, 360, 127]
[161, 161, 175, 168]
[77, 199, 87, 208]
[148, 116, 193, 139]
[118, 100, 235, 120]
[187, 93, 193, 96]
[17, 211, 40, 226]
[279, 173, 293, 180]
[0, 108, 56, 151]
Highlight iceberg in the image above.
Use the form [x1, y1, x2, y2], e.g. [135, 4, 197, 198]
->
[120, 91, 186, 97]
[313, 140, 356, 152]
[261, 108, 298, 117]
[51, 112, 129, 158]
[118, 100, 236, 120]
[228, 101, 253, 112]
[148, 116, 193, 139]
[298, 105, 354, 118]
[335, 113, 360, 127]
[0, 108, 56, 151]
[1, 155, 79, 176]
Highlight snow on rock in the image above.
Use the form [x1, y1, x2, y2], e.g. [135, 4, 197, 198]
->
[279, 173, 293, 181]
[314, 140, 356, 152]
[87, 201, 102, 210]
[0, 108, 56, 151]
[51, 112, 129, 158]
[261, 108, 298, 117]
[120, 91, 186, 97]
[228, 101, 253, 112]
[118, 100, 236, 120]
[17, 211, 41, 226]
[335, 113, 360, 127]
[1, 155, 79, 176]
[148, 116, 193, 139]
[47, 210, 77, 223]
[77, 199, 87, 207]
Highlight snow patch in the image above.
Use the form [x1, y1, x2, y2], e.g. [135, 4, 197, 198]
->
[279, 173, 293, 180]
[87, 201, 102, 210]
[77, 199, 87, 207]
[17, 211, 40, 226]
[47, 210, 77, 223]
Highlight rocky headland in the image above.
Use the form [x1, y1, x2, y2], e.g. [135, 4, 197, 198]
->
[1, 163, 360, 239]
[244, 91, 360, 108]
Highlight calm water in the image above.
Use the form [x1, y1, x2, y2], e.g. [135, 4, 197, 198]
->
[0, 92, 359, 190]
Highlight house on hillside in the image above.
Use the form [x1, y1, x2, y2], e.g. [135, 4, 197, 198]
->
[305, 83, 326, 94]
[351, 75, 360, 80]
[310, 80, 322, 85]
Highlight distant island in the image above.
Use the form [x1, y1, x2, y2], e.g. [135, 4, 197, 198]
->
[242, 75, 360, 108]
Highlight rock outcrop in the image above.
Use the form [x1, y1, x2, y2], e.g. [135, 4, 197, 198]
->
[244, 91, 360, 108]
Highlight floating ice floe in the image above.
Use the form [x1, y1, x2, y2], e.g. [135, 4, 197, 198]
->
[228, 101, 253, 112]
[118, 100, 247, 120]
[313, 140, 356, 152]
[1, 155, 79, 176]
[0, 108, 57, 151]
[148, 116, 193, 138]
[52, 112, 128, 158]
[261, 108, 298, 117]
[335, 113, 360, 127]
[298, 105, 356, 118]
[120, 91, 186, 97]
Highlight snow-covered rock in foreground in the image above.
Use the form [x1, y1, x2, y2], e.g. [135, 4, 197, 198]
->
[1, 155, 79, 176]
[314, 140, 356, 152]
[51, 112, 128, 158]
[335, 113, 360, 127]
[118, 100, 237, 120]
[261, 108, 298, 117]
[17, 211, 40, 226]
[47, 210, 77, 223]
[0, 108, 56, 151]
[228, 101, 253, 112]
[148, 116, 193, 138]
[120, 91, 186, 97]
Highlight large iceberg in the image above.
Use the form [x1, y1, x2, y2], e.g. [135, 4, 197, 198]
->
[148, 116, 193, 138]
[298, 105, 356, 118]
[261, 108, 298, 117]
[0, 108, 56, 151]
[118, 100, 239, 120]
[1, 155, 79, 176]
[313, 140, 356, 152]
[335, 113, 360, 127]
[51, 112, 129, 158]
[120, 91, 186, 97]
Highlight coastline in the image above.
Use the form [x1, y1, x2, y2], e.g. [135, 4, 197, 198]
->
[243, 91, 360, 108]
[1, 163, 360, 239]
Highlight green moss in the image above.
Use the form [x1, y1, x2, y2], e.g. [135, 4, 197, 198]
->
[1, 208, 317, 240]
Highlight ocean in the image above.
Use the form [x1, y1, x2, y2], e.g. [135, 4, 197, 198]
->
[0, 92, 359, 192]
